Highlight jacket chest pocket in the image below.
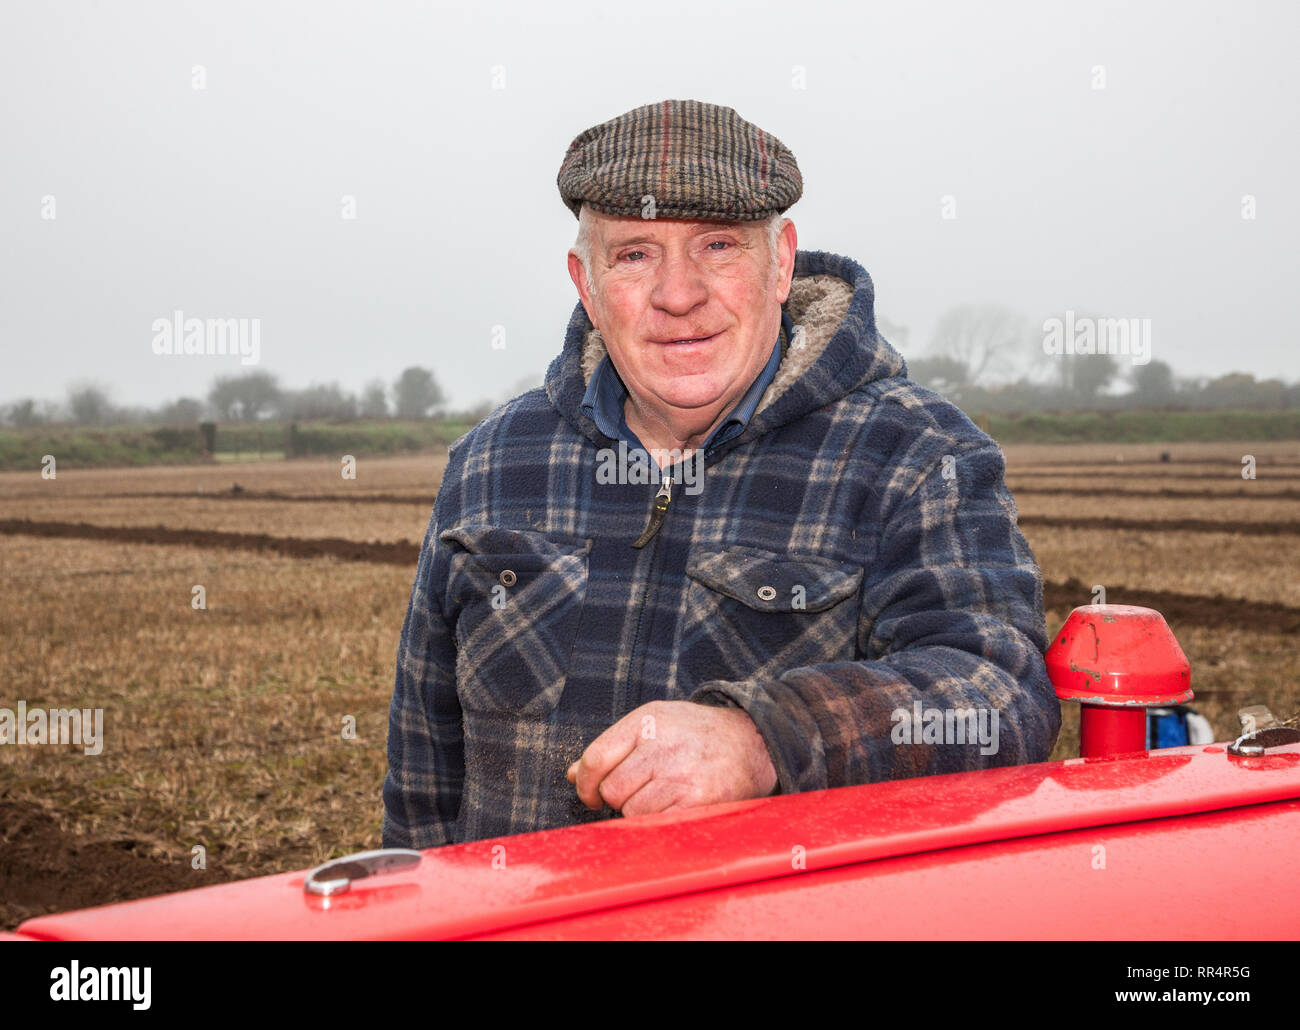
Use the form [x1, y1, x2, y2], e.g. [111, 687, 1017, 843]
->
[679, 545, 864, 689]
[441, 525, 593, 717]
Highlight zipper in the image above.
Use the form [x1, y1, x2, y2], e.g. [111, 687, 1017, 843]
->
[624, 471, 676, 714]
[622, 524, 658, 716]
[631, 475, 672, 548]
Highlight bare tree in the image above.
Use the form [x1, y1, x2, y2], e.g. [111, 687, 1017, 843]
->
[928, 304, 1027, 385]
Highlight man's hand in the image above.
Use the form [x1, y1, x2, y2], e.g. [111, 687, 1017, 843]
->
[566, 700, 779, 816]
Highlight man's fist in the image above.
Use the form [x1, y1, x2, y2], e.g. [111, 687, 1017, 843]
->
[565, 700, 779, 816]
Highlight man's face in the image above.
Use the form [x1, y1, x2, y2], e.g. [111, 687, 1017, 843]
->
[568, 211, 797, 428]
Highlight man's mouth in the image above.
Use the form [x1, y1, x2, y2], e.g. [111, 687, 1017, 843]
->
[653, 331, 723, 345]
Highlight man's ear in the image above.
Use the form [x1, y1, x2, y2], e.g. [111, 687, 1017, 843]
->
[567, 250, 599, 329]
[775, 219, 798, 305]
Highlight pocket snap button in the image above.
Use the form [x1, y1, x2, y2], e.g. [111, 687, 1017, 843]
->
[499, 569, 517, 587]
[756, 585, 777, 601]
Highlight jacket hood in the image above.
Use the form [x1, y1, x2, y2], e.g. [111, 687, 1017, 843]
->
[544, 249, 908, 455]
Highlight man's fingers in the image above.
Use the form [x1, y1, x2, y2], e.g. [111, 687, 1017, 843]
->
[572, 710, 646, 809]
[620, 776, 684, 818]
[593, 746, 655, 813]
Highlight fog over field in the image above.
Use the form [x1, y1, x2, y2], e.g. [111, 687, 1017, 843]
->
[2, 0, 1297, 413]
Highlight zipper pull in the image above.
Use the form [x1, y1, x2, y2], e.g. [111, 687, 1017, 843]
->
[631, 475, 672, 548]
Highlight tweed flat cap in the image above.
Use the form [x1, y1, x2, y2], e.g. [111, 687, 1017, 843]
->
[557, 99, 802, 222]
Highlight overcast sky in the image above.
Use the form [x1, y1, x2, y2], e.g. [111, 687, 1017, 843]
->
[2, 0, 1296, 411]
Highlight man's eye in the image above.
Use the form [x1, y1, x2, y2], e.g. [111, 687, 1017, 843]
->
[707, 240, 731, 250]
[620, 250, 646, 262]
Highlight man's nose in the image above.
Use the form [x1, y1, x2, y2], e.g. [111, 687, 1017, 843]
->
[649, 249, 709, 315]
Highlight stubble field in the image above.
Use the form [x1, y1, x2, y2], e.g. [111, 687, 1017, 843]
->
[1, 440, 1297, 930]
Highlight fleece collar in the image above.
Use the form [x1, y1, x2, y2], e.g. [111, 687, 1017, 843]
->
[545, 249, 907, 456]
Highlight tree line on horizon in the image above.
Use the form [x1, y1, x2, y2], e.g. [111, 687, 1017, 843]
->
[880, 304, 1300, 414]
[3, 302, 1297, 428]
[0, 367, 524, 430]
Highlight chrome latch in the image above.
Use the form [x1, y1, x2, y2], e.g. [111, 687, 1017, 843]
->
[1228, 705, 1300, 756]
[303, 848, 422, 896]
[1228, 726, 1300, 757]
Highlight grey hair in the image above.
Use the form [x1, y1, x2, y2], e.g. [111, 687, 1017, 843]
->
[573, 204, 788, 298]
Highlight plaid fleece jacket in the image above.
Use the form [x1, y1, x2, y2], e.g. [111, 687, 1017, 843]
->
[382, 249, 1061, 848]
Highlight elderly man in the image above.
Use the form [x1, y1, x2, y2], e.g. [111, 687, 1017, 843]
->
[382, 99, 1060, 848]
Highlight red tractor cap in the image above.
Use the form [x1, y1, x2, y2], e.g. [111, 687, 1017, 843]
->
[1046, 604, 1192, 707]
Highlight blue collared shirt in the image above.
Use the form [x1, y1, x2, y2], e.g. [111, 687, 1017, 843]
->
[581, 310, 793, 461]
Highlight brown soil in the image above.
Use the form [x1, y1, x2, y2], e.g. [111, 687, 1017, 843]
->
[1019, 515, 1300, 536]
[109, 485, 1300, 502]
[0, 799, 224, 931]
[0, 518, 420, 565]
[1009, 469, 1300, 480]
[3, 517, 1295, 635]
[104, 488, 433, 505]
[1011, 486, 1300, 500]
[1044, 577, 1300, 634]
